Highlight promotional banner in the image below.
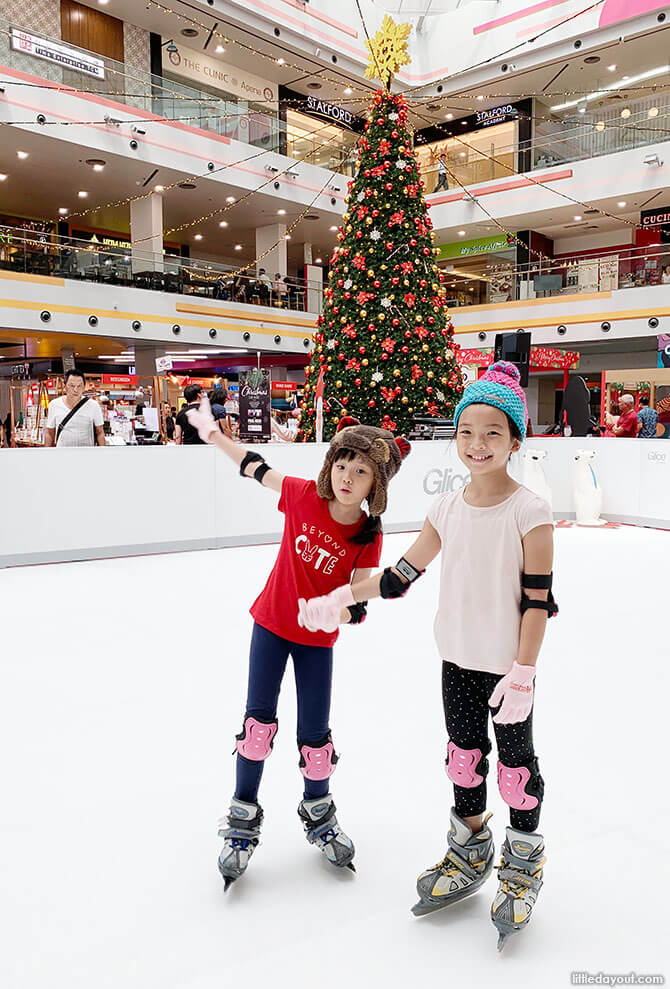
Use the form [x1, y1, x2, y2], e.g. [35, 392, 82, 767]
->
[239, 368, 271, 442]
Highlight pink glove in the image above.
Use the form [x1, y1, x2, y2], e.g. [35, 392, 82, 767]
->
[297, 585, 356, 634]
[186, 395, 218, 443]
[488, 662, 536, 725]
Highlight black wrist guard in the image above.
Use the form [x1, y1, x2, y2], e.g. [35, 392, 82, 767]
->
[380, 557, 423, 599]
[239, 451, 271, 484]
[347, 602, 368, 625]
[521, 572, 559, 618]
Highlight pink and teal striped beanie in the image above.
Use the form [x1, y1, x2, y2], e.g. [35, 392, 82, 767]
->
[453, 361, 528, 441]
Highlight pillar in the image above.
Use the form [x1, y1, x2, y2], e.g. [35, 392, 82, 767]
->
[131, 192, 164, 274]
[255, 223, 286, 279]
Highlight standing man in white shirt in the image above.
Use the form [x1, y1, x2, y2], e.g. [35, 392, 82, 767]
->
[44, 369, 105, 447]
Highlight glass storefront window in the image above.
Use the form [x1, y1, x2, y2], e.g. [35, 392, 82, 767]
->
[417, 120, 517, 192]
[440, 248, 517, 307]
[286, 111, 359, 174]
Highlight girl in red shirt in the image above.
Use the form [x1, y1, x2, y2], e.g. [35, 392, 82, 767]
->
[187, 399, 408, 888]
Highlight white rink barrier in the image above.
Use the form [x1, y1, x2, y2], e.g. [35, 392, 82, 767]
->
[0, 437, 668, 567]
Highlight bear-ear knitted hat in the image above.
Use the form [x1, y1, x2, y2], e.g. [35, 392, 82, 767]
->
[317, 421, 411, 516]
[453, 360, 528, 441]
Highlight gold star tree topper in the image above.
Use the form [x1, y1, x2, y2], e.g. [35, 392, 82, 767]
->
[364, 15, 412, 88]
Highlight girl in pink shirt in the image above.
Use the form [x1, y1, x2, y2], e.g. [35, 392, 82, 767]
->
[187, 401, 408, 888]
[299, 362, 557, 950]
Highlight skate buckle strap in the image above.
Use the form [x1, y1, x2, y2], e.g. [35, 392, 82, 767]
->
[436, 848, 487, 881]
[496, 864, 544, 897]
[445, 742, 486, 788]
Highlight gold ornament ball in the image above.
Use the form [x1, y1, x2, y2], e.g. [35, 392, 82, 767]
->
[346, 224, 352, 233]
[422, 344, 429, 352]
[365, 217, 373, 226]
[401, 396, 408, 404]
[427, 371, 434, 379]
[370, 380, 376, 388]
[441, 377, 448, 384]
[380, 264, 387, 271]
[340, 316, 347, 324]
[332, 416, 339, 423]
[361, 310, 367, 318]
[415, 315, 422, 323]
[408, 407, 414, 413]
[378, 314, 385, 323]
[362, 358, 369, 367]
[393, 369, 401, 377]
[371, 334, 377, 341]
[336, 380, 343, 388]
[403, 279, 410, 287]
[368, 270, 375, 278]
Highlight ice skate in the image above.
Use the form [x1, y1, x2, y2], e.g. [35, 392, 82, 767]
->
[217, 797, 263, 890]
[297, 794, 355, 871]
[491, 826, 545, 951]
[412, 808, 494, 917]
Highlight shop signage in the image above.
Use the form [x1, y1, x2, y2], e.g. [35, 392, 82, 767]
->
[304, 96, 355, 129]
[11, 29, 105, 79]
[271, 381, 297, 391]
[155, 356, 173, 374]
[438, 234, 514, 260]
[72, 230, 131, 250]
[102, 374, 139, 388]
[239, 368, 271, 441]
[641, 207, 670, 228]
[163, 41, 277, 107]
[474, 104, 517, 128]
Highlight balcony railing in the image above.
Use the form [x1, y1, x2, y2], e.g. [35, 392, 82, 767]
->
[441, 244, 670, 308]
[422, 98, 670, 193]
[0, 227, 324, 313]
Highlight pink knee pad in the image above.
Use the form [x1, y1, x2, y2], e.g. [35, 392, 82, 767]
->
[445, 742, 486, 788]
[497, 761, 539, 811]
[235, 716, 278, 761]
[299, 734, 338, 781]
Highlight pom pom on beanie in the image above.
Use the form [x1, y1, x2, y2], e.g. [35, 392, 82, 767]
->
[453, 360, 528, 441]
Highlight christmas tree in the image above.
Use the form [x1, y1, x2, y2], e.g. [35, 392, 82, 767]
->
[299, 16, 463, 441]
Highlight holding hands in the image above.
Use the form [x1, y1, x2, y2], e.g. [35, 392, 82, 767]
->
[298, 585, 355, 633]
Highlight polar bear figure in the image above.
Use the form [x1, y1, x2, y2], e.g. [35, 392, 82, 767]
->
[522, 449, 553, 513]
[572, 449, 606, 525]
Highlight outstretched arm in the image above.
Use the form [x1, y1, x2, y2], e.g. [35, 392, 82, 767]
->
[187, 397, 283, 492]
[297, 518, 442, 632]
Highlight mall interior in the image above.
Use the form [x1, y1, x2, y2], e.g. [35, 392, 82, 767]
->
[0, 2, 668, 985]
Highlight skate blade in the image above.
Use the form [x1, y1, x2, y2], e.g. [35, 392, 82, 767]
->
[497, 932, 513, 952]
[223, 876, 236, 892]
[345, 861, 356, 873]
[411, 898, 451, 917]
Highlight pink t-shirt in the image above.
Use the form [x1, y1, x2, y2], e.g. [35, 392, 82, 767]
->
[427, 485, 553, 675]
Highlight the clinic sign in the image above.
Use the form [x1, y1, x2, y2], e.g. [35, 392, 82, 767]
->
[164, 42, 277, 107]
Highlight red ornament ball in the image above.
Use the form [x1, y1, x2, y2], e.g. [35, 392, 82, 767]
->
[358, 345, 366, 354]
[354, 378, 362, 387]
[401, 345, 409, 354]
[368, 399, 376, 408]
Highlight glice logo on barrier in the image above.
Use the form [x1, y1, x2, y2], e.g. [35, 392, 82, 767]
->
[423, 467, 470, 496]
[647, 451, 666, 464]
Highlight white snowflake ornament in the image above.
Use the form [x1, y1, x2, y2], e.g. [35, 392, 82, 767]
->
[371, 370, 384, 383]
[388, 112, 399, 121]
[381, 297, 392, 308]
[395, 158, 407, 170]
[370, 230, 381, 241]
[344, 278, 353, 290]
[326, 338, 337, 350]
[357, 191, 365, 203]
[436, 390, 445, 403]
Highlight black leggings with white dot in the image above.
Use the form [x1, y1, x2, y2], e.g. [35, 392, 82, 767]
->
[442, 661, 544, 833]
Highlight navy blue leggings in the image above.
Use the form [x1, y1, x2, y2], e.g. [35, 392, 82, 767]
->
[234, 622, 334, 803]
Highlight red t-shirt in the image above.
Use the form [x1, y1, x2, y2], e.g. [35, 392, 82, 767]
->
[250, 476, 383, 648]
[617, 409, 638, 437]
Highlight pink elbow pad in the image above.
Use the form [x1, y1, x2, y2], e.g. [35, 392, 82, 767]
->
[445, 742, 486, 788]
[235, 716, 278, 761]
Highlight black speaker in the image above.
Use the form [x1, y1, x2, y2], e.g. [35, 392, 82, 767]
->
[494, 331, 531, 387]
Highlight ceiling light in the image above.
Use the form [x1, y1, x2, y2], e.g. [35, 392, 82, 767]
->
[194, 234, 203, 240]
[458, 230, 465, 236]
[648, 106, 659, 118]
[93, 163, 105, 171]
[17, 151, 28, 159]
[234, 244, 242, 250]
[476, 95, 484, 101]
[607, 64, 616, 72]
[574, 215, 582, 221]
[154, 184, 164, 192]
[315, 257, 322, 263]
[278, 209, 286, 215]
[98, 0, 110, 5]
[459, 152, 466, 157]
[621, 108, 631, 119]
[0, 174, 8, 181]
[58, 207, 68, 214]
[578, 107, 586, 114]
[595, 121, 605, 131]
[344, 87, 352, 95]
[622, 75, 630, 81]
[276, 58, 285, 65]
[330, 225, 338, 231]
[285, 234, 291, 240]
[617, 200, 627, 207]
[551, 64, 668, 112]
[78, 190, 88, 198]
[445, 113, 453, 120]
[215, 45, 225, 54]
[219, 220, 228, 227]
[226, 196, 235, 203]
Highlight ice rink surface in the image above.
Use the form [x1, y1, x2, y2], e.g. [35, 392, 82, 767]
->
[1, 524, 668, 989]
